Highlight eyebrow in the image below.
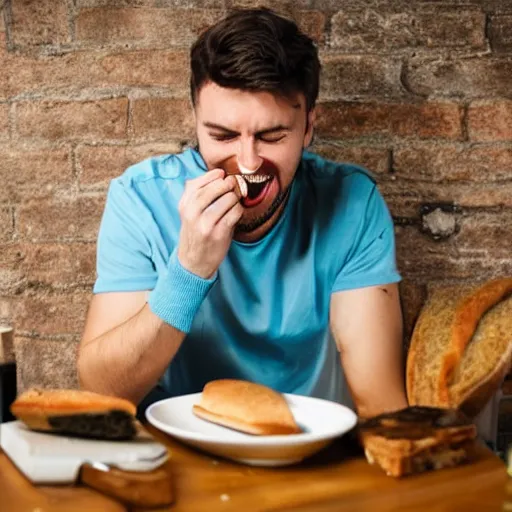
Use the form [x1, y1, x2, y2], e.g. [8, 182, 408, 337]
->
[203, 122, 291, 136]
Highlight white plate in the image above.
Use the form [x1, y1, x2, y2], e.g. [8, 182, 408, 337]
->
[146, 393, 357, 467]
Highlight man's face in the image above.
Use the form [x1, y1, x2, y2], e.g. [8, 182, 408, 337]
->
[194, 82, 315, 242]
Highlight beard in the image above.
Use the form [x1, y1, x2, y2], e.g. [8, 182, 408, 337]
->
[207, 153, 293, 235]
[234, 185, 291, 234]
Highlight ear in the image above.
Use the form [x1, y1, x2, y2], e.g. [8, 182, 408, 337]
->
[303, 107, 317, 148]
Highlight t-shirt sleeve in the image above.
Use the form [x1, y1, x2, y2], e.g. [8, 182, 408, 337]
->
[332, 184, 401, 292]
[93, 179, 158, 293]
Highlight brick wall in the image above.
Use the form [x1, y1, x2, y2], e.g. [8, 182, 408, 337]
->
[1, 0, 511, 392]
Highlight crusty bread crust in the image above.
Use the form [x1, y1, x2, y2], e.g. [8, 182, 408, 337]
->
[406, 303, 430, 407]
[458, 344, 512, 418]
[453, 295, 512, 417]
[406, 286, 470, 408]
[439, 278, 512, 404]
[192, 380, 301, 436]
[11, 388, 138, 439]
[11, 388, 136, 419]
[407, 278, 512, 416]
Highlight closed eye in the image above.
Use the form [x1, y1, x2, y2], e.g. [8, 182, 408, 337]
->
[259, 135, 285, 143]
[210, 133, 236, 142]
[209, 133, 286, 143]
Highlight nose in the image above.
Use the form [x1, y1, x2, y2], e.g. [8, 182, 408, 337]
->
[237, 139, 263, 175]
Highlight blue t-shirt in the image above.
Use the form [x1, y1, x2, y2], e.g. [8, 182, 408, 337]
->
[94, 148, 401, 406]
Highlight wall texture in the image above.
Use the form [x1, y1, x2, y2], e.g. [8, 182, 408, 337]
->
[0, 0, 511, 392]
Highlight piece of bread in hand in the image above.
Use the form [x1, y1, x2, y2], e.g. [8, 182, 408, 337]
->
[11, 388, 137, 440]
[192, 379, 302, 435]
[358, 406, 477, 477]
[406, 277, 512, 417]
[233, 175, 248, 199]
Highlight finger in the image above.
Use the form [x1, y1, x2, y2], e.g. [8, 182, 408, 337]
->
[195, 168, 225, 189]
[221, 201, 244, 230]
[181, 174, 231, 221]
[194, 176, 238, 213]
[202, 190, 241, 226]
[222, 175, 244, 201]
[184, 168, 225, 195]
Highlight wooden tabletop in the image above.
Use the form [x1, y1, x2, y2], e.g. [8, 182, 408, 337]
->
[1, 426, 510, 512]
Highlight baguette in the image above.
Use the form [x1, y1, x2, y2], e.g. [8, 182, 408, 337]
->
[11, 388, 137, 440]
[407, 278, 512, 416]
[192, 379, 302, 435]
[358, 406, 477, 477]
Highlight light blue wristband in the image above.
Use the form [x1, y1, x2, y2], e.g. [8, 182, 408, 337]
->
[148, 249, 217, 333]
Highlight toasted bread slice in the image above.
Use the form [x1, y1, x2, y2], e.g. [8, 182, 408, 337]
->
[192, 379, 301, 435]
[358, 406, 477, 477]
[11, 388, 137, 440]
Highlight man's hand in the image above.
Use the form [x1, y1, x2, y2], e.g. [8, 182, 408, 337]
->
[177, 169, 244, 279]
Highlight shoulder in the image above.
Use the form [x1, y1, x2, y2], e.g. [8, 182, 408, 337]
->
[107, 148, 207, 214]
[115, 148, 206, 190]
[102, 148, 207, 229]
[301, 150, 378, 209]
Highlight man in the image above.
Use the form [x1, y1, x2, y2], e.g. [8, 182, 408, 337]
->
[78, 7, 408, 419]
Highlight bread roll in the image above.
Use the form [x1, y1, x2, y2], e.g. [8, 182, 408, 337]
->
[11, 388, 137, 440]
[406, 278, 512, 417]
[192, 379, 301, 435]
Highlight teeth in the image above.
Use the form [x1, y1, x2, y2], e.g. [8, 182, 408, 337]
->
[243, 174, 272, 184]
[234, 175, 248, 198]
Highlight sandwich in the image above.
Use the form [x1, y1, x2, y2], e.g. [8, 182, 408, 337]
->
[11, 388, 138, 440]
[192, 379, 302, 435]
[358, 406, 477, 477]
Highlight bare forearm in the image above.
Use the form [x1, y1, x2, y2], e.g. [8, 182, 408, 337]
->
[341, 320, 408, 418]
[331, 284, 408, 419]
[78, 304, 185, 404]
[343, 352, 408, 418]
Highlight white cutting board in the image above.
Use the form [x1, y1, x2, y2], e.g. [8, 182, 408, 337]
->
[0, 421, 169, 484]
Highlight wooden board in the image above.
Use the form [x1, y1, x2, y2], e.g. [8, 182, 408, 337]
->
[0, 426, 509, 512]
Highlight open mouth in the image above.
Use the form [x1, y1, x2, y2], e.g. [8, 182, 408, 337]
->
[215, 155, 280, 210]
[241, 175, 275, 208]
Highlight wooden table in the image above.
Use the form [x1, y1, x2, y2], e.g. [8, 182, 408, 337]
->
[1, 427, 509, 512]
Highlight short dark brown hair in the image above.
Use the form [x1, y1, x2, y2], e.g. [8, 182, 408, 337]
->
[190, 8, 321, 112]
